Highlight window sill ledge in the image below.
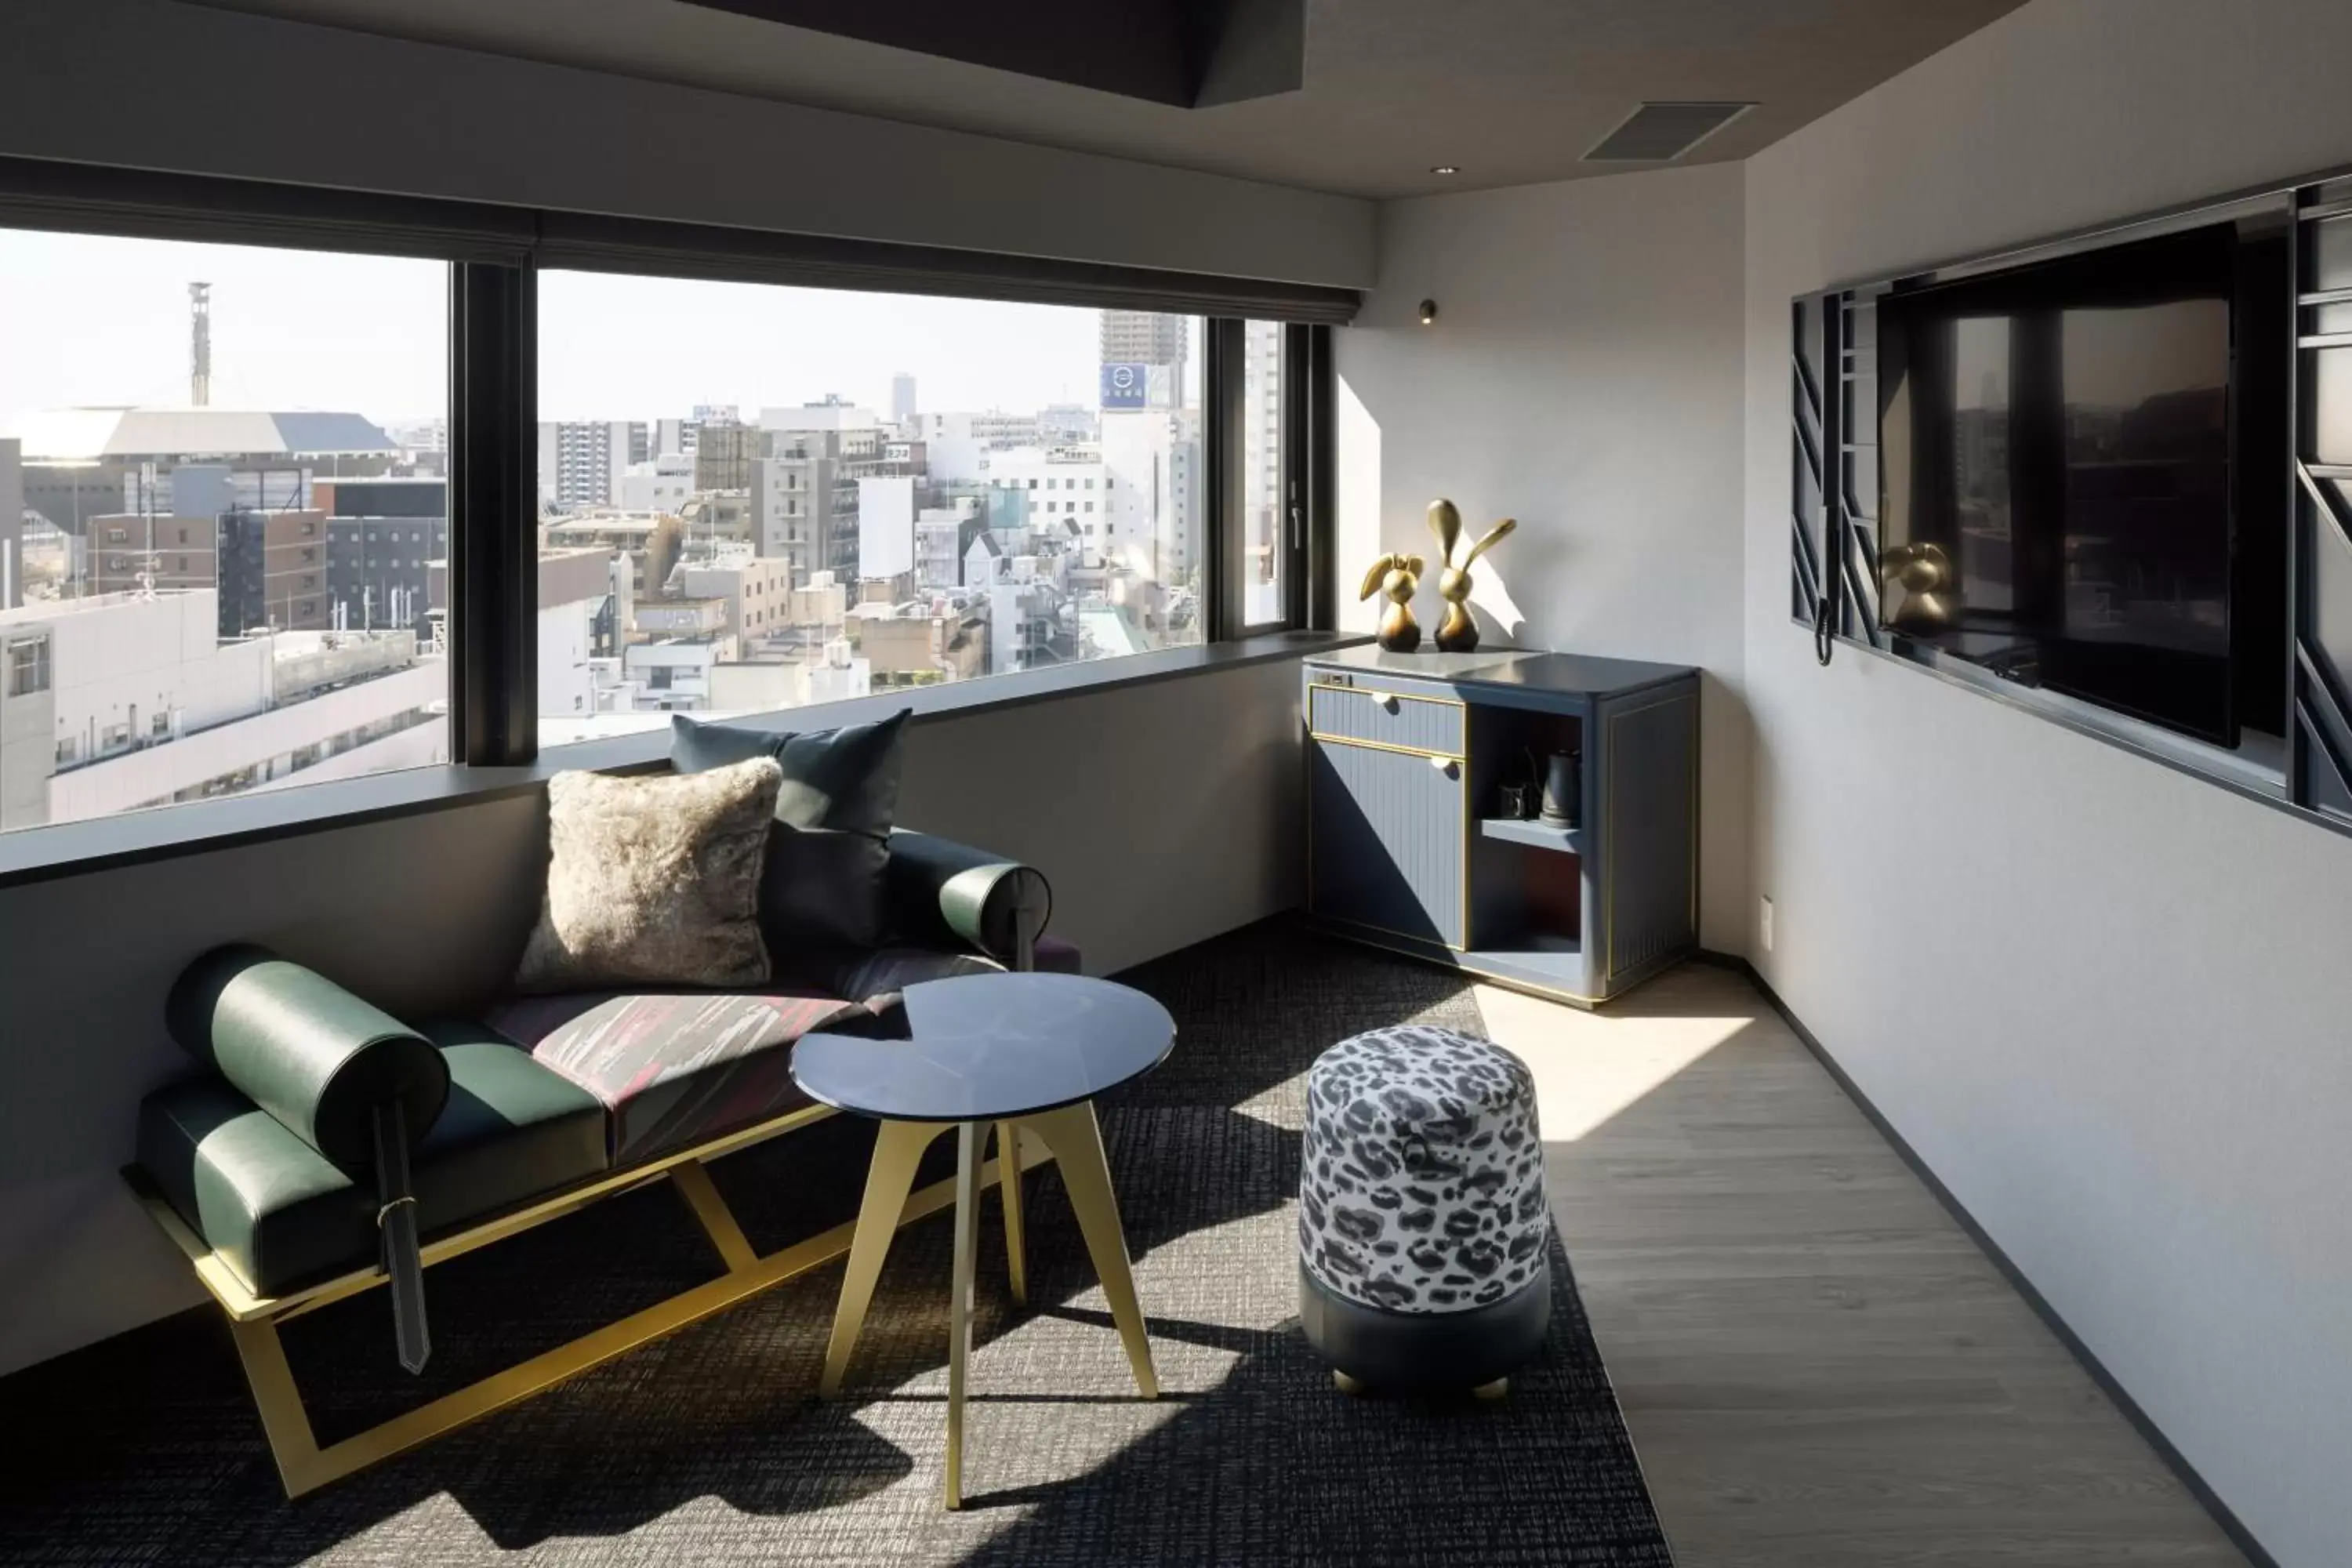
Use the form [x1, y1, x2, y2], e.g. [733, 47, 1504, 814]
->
[0, 632, 1366, 892]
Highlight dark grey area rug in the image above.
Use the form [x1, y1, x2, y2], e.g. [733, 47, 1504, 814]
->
[0, 920, 1672, 1566]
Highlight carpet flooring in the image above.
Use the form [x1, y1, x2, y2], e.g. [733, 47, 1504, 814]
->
[0, 921, 1672, 1566]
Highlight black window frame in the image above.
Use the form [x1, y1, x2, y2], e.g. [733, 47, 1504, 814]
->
[0, 154, 1355, 779]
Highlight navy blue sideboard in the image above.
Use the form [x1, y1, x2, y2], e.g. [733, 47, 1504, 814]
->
[1303, 645, 1700, 1007]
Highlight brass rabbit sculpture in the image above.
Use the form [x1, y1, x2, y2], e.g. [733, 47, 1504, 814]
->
[1428, 499, 1516, 652]
[1358, 551, 1425, 652]
[1880, 541, 1955, 629]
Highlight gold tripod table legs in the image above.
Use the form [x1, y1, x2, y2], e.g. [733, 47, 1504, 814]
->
[944, 1122, 982, 1509]
[818, 1119, 950, 1399]
[996, 1120, 1028, 1305]
[820, 1099, 1160, 1509]
[1018, 1102, 1160, 1401]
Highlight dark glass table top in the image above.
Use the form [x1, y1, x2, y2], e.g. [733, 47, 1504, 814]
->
[790, 973, 1175, 1123]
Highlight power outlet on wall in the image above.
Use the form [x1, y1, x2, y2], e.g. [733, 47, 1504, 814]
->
[1759, 896, 1774, 954]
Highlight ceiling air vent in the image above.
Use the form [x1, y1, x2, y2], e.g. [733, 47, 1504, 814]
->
[1584, 101, 1754, 162]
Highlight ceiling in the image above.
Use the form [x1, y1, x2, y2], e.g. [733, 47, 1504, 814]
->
[185, 0, 2031, 200]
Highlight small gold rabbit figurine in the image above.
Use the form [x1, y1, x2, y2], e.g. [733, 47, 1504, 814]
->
[1358, 551, 1425, 652]
[1428, 499, 1516, 652]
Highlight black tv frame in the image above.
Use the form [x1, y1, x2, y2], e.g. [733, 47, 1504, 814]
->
[1788, 167, 2352, 840]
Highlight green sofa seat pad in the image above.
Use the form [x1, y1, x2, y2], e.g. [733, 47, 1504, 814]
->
[136, 1023, 610, 1299]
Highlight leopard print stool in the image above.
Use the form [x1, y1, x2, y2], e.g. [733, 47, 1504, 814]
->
[1298, 1024, 1552, 1395]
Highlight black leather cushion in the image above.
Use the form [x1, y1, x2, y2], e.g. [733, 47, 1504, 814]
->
[670, 710, 912, 951]
[883, 829, 1053, 963]
[136, 1022, 609, 1298]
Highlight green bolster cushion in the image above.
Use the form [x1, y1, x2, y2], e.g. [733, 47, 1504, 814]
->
[137, 1023, 611, 1298]
[164, 945, 448, 1169]
[884, 830, 1052, 963]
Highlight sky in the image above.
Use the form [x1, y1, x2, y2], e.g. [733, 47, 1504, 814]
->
[0, 227, 1157, 437]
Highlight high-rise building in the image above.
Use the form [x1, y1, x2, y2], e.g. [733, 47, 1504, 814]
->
[535, 421, 633, 511]
[906, 411, 1044, 481]
[86, 506, 332, 637]
[891, 373, 917, 426]
[1100, 311, 1189, 381]
[752, 426, 887, 586]
[693, 420, 766, 492]
[13, 408, 397, 579]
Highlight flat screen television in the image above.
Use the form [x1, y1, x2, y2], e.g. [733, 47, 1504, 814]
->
[1876, 220, 2287, 747]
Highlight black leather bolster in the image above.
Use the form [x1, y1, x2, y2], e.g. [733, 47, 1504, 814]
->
[165, 945, 448, 1170]
[884, 831, 1052, 967]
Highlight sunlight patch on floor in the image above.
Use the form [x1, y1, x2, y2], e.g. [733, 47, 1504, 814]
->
[1470, 981, 1751, 1142]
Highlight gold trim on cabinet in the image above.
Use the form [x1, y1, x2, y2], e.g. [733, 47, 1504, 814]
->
[1315, 909, 1471, 956]
[1305, 680, 1466, 708]
[1307, 731, 1464, 763]
[1449, 705, 1468, 949]
[1307, 683, 1468, 757]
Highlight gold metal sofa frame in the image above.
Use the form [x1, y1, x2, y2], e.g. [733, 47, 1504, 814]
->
[125, 1101, 1050, 1497]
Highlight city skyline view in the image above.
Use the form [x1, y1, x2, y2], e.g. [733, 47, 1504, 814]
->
[0, 220, 1273, 839]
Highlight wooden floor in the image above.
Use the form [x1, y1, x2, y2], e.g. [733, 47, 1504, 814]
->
[1474, 963, 2249, 1568]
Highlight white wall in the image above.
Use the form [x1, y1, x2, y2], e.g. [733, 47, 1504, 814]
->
[0, 655, 1306, 1375]
[1334, 163, 1751, 949]
[1742, 4, 2352, 1561]
[0, 0, 1373, 290]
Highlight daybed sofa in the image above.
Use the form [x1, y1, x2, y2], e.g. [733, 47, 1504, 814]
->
[127, 822, 1073, 1497]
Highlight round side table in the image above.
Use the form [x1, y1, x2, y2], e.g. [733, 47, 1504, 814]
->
[791, 971, 1174, 1509]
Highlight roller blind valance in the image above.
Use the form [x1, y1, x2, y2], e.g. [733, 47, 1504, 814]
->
[0, 156, 1359, 325]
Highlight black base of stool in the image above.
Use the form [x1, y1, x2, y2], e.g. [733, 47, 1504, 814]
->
[1300, 1259, 1551, 1393]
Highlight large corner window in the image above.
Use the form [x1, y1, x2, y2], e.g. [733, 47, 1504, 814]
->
[0, 158, 1352, 862]
[533, 272, 1207, 742]
[0, 225, 449, 836]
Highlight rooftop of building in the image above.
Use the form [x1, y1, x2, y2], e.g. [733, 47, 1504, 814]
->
[13, 407, 400, 462]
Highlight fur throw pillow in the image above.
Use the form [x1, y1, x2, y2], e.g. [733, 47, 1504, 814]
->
[513, 757, 783, 994]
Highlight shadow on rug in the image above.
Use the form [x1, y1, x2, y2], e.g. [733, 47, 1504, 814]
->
[0, 919, 1671, 1566]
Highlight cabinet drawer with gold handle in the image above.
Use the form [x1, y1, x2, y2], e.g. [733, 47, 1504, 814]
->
[1307, 682, 1464, 757]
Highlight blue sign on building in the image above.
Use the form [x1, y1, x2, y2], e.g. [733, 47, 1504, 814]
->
[1100, 361, 1149, 410]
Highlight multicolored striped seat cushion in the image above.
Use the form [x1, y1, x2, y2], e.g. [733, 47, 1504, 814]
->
[486, 986, 869, 1166]
[484, 934, 1083, 1170]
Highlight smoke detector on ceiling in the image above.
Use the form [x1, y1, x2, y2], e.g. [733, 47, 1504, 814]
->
[1583, 102, 1755, 162]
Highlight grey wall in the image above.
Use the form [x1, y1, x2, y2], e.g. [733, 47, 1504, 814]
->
[0, 0, 1374, 289]
[1742, 3, 2352, 1560]
[1332, 163, 1751, 950]
[0, 656, 1305, 1376]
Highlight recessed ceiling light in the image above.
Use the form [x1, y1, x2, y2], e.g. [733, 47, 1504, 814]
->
[1429, 165, 1460, 176]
